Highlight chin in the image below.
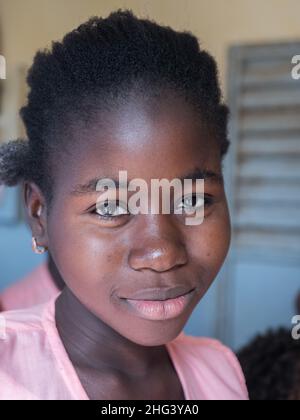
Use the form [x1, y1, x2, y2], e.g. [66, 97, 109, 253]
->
[124, 321, 186, 347]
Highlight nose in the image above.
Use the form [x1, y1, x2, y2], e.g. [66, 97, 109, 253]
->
[128, 215, 188, 273]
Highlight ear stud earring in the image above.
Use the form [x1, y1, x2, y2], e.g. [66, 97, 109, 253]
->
[31, 237, 48, 254]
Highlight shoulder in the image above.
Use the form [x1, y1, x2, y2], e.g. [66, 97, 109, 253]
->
[0, 302, 49, 347]
[167, 332, 249, 400]
[180, 334, 246, 378]
[0, 263, 58, 311]
[0, 299, 57, 365]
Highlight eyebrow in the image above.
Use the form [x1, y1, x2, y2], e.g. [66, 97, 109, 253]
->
[70, 166, 224, 195]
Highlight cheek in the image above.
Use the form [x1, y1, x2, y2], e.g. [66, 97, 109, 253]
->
[188, 206, 231, 281]
[47, 213, 123, 295]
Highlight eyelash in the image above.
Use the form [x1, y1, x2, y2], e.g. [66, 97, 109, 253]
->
[90, 194, 215, 222]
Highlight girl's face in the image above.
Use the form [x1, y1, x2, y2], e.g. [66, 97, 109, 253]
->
[41, 94, 231, 346]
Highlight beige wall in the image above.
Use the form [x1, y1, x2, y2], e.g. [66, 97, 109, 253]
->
[1, 0, 300, 137]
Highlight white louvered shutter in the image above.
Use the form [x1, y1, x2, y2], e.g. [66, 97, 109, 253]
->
[227, 42, 300, 258]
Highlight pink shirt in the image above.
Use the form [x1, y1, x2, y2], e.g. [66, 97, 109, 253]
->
[0, 263, 60, 311]
[0, 298, 248, 400]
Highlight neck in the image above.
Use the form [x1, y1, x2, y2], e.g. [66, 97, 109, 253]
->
[55, 287, 168, 378]
[48, 256, 65, 291]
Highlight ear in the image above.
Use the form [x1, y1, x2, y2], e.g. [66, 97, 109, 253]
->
[23, 181, 48, 248]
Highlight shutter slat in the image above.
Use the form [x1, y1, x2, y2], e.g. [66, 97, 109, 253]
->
[236, 205, 300, 229]
[241, 88, 300, 109]
[241, 110, 300, 132]
[240, 137, 300, 155]
[243, 74, 294, 88]
[235, 229, 300, 252]
[238, 156, 300, 180]
[238, 183, 300, 202]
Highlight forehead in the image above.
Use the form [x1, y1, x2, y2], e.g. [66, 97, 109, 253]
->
[52, 94, 221, 192]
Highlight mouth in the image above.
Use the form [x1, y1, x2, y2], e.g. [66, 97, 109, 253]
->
[119, 287, 196, 321]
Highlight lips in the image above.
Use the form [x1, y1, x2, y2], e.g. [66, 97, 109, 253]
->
[121, 288, 196, 321]
[120, 285, 195, 302]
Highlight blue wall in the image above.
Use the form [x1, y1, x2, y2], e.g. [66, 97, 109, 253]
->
[0, 186, 45, 292]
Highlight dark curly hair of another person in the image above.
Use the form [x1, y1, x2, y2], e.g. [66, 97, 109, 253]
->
[0, 9, 230, 204]
[237, 327, 300, 400]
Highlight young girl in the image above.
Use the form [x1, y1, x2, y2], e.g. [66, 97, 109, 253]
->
[0, 9, 248, 400]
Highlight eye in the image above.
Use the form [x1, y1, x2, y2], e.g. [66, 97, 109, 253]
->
[94, 199, 129, 220]
[175, 194, 213, 214]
